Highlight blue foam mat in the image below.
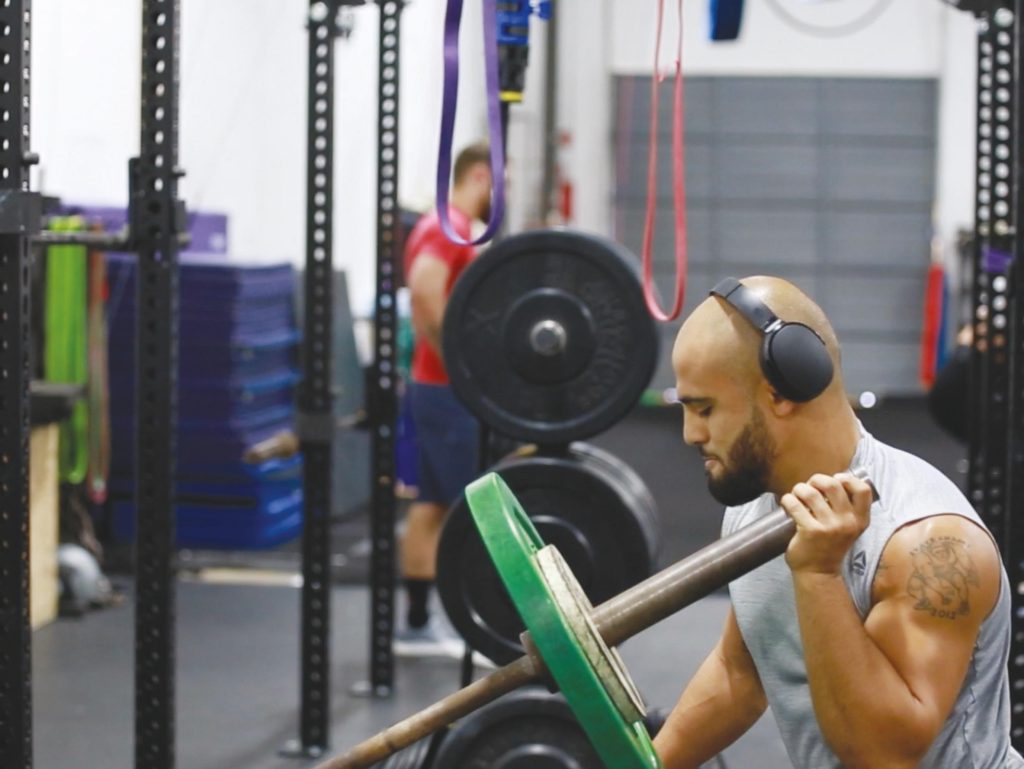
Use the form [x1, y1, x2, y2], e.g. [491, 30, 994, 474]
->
[107, 253, 296, 302]
[110, 422, 293, 470]
[110, 404, 293, 435]
[109, 455, 301, 503]
[109, 306, 296, 340]
[109, 370, 298, 423]
[109, 368, 299, 397]
[109, 456, 303, 551]
[111, 488, 303, 549]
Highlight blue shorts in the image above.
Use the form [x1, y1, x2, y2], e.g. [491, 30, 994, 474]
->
[408, 382, 480, 506]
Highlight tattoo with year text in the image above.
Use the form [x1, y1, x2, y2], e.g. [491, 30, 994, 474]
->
[906, 536, 979, 620]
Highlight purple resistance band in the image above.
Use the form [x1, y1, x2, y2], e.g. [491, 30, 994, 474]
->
[436, 0, 507, 246]
[984, 247, 1013, 275]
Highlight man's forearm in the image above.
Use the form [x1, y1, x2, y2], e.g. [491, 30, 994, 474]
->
[792, 572, 931, 769]
[421, 322, 442, 357]
[412, 314, 443, 358]
[654, 648, 766, 769]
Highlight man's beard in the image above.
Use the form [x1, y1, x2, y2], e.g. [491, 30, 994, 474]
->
[705, 407, 777, 507]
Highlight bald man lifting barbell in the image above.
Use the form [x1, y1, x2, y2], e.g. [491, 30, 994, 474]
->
[657, 276, 1021, 769]
[320, 275, 1022, 769]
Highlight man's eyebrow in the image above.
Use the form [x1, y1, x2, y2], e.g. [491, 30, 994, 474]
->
[676, 395, 713, 406]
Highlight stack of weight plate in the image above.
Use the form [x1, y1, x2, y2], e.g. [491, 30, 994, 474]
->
[106, 252, 303, 549]
[437, 229, 664, 665]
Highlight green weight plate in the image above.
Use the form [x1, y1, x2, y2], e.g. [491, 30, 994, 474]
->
[465, 473, 662, 769]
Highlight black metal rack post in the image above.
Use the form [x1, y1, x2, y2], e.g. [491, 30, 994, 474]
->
[366, 0, 404, 697]
[0, 2, 35, 767]
[133, 0, 182, 767]
[971, 7, 1015, 549]
[287, 0, 341, 757]
[969, 15, 996, 523]
[968, 0, 1023, 751]
[1006, 1, 1024, 747]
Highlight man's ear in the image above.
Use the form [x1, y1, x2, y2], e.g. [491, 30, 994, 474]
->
[473, 164, 492, 187]
[761, 380, 796, 417]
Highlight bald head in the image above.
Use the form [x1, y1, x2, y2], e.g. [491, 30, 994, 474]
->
[673, 277, 862, 502]
[673, 276, 843, 401]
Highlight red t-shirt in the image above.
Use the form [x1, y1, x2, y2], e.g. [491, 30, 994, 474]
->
[404, 207, 475, 385]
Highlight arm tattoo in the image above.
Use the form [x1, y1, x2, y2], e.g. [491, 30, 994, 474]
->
[906, 536, 980, 620]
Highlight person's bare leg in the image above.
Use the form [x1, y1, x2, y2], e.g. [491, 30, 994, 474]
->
[401, 502, 447, 577]
[401, 501, 447, 628]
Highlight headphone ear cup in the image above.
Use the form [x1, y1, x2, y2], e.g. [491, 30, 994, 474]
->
[761, 324, 834, 403]
[758, 333, 787, 398]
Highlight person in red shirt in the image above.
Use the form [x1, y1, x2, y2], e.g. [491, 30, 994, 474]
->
[395, 143, 493, 655]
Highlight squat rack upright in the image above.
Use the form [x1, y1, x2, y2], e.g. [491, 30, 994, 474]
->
[288, 0, 405, 758]
[0, 0, 186, 768]
[965, 0, 1023, 747]
[0, 0, 36, 766]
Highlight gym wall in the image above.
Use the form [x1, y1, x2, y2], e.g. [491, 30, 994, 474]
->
[31, 0, 976, 327]
[30, 0, 495, 313]
[615, 75, 938, 395]
[597, 0, 976, 396]
[606, 0, 976, 262]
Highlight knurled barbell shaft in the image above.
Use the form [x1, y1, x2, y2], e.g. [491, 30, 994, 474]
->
[593, 510, 795, 647]
[313, 506, 808, 769]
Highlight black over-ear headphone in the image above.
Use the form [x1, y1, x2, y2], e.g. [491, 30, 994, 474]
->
[710, 277, 834, 403]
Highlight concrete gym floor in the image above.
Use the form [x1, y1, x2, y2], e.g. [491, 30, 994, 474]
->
[32, 582, 784, 769]
[32, 397, 965, 769]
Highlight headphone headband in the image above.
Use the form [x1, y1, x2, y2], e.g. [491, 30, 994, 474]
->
[710, 277, 779, 333]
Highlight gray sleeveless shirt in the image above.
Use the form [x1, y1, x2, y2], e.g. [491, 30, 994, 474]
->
[722, 428, 1024, 769]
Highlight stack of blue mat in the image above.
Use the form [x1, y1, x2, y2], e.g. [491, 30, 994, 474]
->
[107, 253, 304, 549]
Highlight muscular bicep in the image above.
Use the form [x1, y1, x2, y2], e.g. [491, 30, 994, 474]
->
[865, 514, 1000, 736]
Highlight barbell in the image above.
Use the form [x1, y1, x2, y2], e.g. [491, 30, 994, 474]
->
[319, 469, 877, 769]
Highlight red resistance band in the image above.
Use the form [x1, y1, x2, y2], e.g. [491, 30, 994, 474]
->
[641, 0, 688, 323]
[919, 262, 945, 389]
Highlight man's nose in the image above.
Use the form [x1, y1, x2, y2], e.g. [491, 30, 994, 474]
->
[682, 415, 707, 447]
